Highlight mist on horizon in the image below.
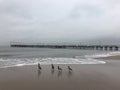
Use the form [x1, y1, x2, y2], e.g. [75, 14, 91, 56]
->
[0, 0, 120, 45]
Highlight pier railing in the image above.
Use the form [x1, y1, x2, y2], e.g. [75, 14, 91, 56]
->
[10, 44, 119, 51]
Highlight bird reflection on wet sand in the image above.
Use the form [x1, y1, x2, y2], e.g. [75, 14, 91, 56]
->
[57, 70, 62, 77]
[51, 69, 55, 75]
[38, 70, 42, 79]
[67, 70, 73, 78]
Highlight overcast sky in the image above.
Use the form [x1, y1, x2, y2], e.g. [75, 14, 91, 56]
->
[0, 0, 120, 45]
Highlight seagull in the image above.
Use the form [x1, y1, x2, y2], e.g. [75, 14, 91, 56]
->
[58, 66, 62, 71]
[51, 64, 54, 70]
[68, 66, 72, 71]
[38, 63, 42, 70]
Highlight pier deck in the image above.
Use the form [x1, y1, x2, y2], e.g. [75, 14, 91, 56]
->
[10, 44, 119, 51]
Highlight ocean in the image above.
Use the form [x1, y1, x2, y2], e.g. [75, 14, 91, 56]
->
[0, 46, 119, 68]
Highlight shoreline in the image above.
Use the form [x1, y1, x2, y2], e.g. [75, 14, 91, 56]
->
[95, 55, 120, 60]
[0, 55, 120, 69]
[0, 63, 120, 90]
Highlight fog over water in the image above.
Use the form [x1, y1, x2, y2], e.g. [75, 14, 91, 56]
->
[0, 0, 120, 45]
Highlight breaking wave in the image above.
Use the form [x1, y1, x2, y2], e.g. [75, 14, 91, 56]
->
[0, 57, 106, 68]
[1, 51, 120, 68]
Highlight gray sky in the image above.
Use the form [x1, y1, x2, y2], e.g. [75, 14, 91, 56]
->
[0, 0, 120, 45]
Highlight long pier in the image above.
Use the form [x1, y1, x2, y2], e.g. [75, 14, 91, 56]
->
[10, 44, 119, 51]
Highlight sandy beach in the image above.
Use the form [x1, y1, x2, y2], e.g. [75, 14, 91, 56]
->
[96, 55, 120, 60]
[0, 58, 120, 90]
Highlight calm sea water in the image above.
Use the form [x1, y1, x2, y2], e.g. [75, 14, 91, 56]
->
[0, 46, 119, 68]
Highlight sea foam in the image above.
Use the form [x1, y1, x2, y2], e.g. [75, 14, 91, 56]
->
[0, 57, 106, 68]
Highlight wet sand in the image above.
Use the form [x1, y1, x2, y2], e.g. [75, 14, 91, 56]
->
[96, 55, 120, 60]
[0, 62, 120, 90]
